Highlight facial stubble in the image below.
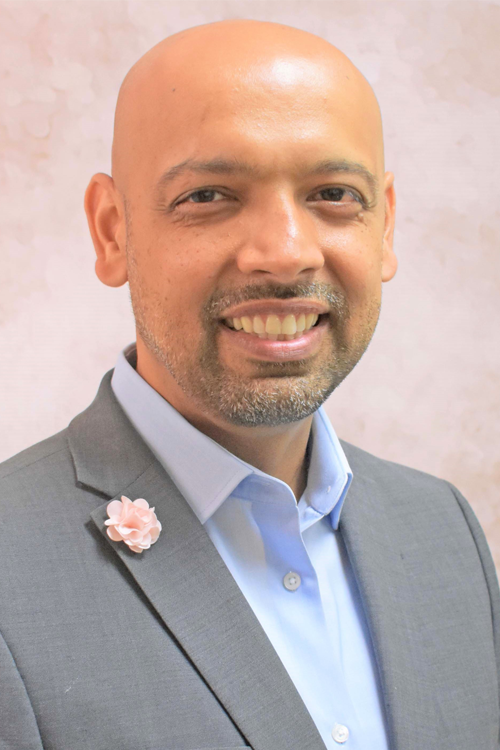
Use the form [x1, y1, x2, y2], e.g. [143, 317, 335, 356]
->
[126, 235, 381, 427]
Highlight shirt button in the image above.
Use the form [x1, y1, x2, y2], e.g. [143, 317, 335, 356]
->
[332, 724, 349, 743]
[283, 571, 301, 591]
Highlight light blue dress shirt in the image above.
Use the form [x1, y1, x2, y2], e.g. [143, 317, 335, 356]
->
[111, 344, 389, 750]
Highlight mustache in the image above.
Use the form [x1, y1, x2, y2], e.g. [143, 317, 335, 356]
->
[204, 281, 350, 321]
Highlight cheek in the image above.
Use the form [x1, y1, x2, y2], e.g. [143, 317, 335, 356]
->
[343, 253, 382, 299]
[318, 225, 384, 341]
[322, 227, 384, 303]
[140, 233, 219, 310]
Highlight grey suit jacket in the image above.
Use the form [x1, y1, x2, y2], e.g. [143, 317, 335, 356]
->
[0, 370, 499, 750]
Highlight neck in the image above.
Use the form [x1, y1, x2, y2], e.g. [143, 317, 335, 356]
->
[134, 339, 313, 501]
[192, 414, 313, 502]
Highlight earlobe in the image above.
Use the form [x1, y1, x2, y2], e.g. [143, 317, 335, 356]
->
[382, 246, 398, 282]
[84, 173, 128, 288]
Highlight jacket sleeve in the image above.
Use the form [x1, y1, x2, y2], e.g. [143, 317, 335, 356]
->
[0, 628, 44, 750]
[446, 481, 500, 746]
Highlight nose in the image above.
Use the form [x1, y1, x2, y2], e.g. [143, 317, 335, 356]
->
[235, 192, 325, 282]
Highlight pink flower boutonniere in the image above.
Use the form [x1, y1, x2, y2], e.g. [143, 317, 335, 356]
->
[104, 496, 162, 553]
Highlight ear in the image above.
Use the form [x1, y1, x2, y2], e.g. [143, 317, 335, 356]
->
[381, 171, 397, 283]
[84, 173, 128, 287]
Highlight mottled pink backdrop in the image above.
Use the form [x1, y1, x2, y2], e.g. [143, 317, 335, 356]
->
[1, 1, 499, 568]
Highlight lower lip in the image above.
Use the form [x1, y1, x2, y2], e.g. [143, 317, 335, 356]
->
[218, 316, 328, 362]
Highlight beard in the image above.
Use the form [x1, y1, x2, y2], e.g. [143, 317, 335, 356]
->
[126, 237, 381, 427]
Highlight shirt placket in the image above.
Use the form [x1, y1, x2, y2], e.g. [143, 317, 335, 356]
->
[250, 480, 358, 749]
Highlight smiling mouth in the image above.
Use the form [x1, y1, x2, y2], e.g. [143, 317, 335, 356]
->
[222, 312, 324, 340]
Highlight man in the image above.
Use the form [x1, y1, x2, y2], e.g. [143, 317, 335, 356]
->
[0, 18, 498, 750]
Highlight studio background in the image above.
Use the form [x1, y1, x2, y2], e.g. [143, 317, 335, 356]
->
[1, 0, 499, 569]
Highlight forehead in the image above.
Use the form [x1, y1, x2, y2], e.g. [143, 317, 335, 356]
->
[119, 53, 383, 187]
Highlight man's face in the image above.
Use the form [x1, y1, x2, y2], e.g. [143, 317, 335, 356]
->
[122, 56, 396, 426]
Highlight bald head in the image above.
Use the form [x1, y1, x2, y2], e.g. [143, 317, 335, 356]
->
[86, 17, 396, 432]
[111, 20, 384, 195]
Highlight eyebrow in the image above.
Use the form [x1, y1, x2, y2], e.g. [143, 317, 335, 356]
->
[156, 157, 379, 200]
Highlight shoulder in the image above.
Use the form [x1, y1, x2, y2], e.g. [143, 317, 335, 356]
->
[0, 426, 109, 593]
[0, 430, 71, 486]
[339, 438, 498, 584]
[339, 438, 500, 683]
[0, 428, 92, 521]
[0, 369, 116, 509]
[339, 437, 451, 493]
[338, 437, 486, 535]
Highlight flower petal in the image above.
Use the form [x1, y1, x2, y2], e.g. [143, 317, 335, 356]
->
[117, 526, 134, 537]
[126, 515, 146, 531]
[122, 504, 135, 521]
[107, 526, 123, 542]
[126, 529, 142, 542]
[133, 498, 149, 510]
[106, 500, 124, 518]
[150, 526, 160, 543]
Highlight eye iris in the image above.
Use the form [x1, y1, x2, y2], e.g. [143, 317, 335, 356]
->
[321, 188, 345, 201]
[191, 190, 216, 203]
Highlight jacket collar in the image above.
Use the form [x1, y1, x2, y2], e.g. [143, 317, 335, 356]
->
[67, 369, 152, 499]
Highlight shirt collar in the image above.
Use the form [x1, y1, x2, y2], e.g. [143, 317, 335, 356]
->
[111, 343, 352, 529]
[302, 406, 353, 530]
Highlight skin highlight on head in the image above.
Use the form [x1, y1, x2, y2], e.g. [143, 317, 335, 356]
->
[84, 19, 396, 500]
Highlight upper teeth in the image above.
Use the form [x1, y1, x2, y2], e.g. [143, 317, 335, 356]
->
[224, 313, 320, 340]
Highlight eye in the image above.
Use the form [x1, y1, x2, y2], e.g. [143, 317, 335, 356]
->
[183, 189, 226, 204]
[309, 186, 362, 204]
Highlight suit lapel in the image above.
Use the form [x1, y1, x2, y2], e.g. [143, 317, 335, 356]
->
[70, 372, 325, 750]
[338, 468, 412, 750]
[338, 449, 464, 750]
